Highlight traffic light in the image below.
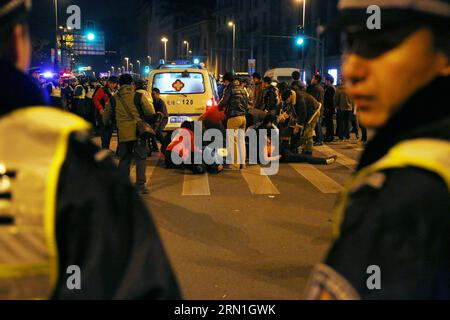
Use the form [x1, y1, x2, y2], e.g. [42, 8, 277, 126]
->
[295, 36, 304, 46]
[86, 32, 96, 41]
[295, 25, 305, 47]
[144, 66, 150, 75]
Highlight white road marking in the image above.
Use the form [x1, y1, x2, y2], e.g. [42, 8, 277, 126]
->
[290, 163, 345, 194]
[315, 145, 358, 170]
[241, 165, 280, 195]
[130, 164, 156, 187]
[182, 172, 211, 196]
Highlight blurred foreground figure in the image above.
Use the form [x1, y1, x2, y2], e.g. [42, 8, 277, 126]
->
[306, 0, 450, 300]
[0, 0, 180, 300]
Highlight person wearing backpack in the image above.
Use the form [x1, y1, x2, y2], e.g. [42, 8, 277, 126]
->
[103, 74, 155, 194]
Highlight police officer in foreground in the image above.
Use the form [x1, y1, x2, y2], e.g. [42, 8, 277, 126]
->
[0, 0, 180, 299]
[305, 0, 450, 300]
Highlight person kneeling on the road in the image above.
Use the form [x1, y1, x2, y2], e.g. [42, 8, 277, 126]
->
[252, 115, 338, 166]
[165, 121, 225, 174]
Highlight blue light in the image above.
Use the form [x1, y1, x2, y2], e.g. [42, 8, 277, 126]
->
[296, 37, 304, 46]
[193, 58, 200, 64]
[42, 72, 53, 79]
[87, 33, 96, 41]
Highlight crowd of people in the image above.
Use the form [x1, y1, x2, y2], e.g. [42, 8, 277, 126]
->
[36, 68, 349, 179]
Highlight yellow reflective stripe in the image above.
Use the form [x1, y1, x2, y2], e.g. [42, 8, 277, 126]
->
[371, 139, 450, 190]
[333, 139, 450, 238]
[0, 263, 52, 279]
[0, 106, 90, 290]
[44, 110, 90, 288]
[308, 103, 322, 125]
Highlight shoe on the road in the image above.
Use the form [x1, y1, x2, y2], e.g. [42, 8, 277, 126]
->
[136, 186, 150, 195]
[326, 155, 338, 165]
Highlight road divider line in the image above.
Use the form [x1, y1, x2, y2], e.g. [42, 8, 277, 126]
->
[130, 163, 157, 186]
[290, 163, 344, 194]
[183, 172, 211, 196]
[241, 165, 280, 195]
[315, 145, 358, 170]
[145, 165, 156, 187]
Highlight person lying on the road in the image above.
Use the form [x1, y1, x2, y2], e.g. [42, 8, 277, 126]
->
[165, 121, 224, 174]
[254, 115, 337, 165]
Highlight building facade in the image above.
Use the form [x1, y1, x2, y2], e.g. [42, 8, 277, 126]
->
[137, 0, 342, 80]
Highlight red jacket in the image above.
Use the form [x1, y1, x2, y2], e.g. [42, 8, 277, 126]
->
[166, 128, 201, 161]
[93, 87, 111, 112]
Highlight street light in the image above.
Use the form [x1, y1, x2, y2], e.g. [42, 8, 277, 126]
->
[53, 0, 59, 70]
[137, 60, 141, 75]
[183, 41, 190, 59]
[161, 37, 169, 62]
[295, 0, 307, 81]
[130, 63, 134, 74]
[228, 21, 236, 74]
[147, 56, 152, 66]
[125, 57, 129, 73]
[294, 0, 306, 26]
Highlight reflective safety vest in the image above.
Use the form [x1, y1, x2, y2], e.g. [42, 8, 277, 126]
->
[334, 138, 450, 237]
[0, 107, 90, 299]
[73, 85, 86, 99]
[305, 138, 450, 300]
[85, 88, 94, 100]
[50, 84, 62, 98]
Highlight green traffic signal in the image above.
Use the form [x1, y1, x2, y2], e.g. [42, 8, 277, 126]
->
[87, 33, 96, 41]
[296, 36, 304, 46]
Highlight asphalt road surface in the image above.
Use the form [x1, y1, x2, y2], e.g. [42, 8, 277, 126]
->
[94, 137, 364, 300]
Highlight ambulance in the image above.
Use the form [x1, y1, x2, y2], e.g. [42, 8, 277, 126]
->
[148, 64, 220, 131]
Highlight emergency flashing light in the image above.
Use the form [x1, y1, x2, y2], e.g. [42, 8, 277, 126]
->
[42, 72, 54, 79]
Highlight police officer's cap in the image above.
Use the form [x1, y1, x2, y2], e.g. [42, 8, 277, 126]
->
[337, 0, 450, 33]
[0, 0, 32, 28]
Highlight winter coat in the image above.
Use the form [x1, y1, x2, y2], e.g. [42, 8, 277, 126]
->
[218, 83, 249, 119]
[334, 86, 354, 112]
[103, 85, 155, 142]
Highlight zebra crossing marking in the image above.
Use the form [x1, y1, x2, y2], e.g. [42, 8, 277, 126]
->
[130, 164, 157, 187]
[182, 172, 211, 196]
[289, 163, 345, 194]
[241, 165, 280, 195]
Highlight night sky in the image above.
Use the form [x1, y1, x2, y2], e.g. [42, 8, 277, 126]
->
[29, 0, 138, 39]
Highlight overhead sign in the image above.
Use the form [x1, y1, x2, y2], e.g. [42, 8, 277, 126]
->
[248, 59, 256, 75]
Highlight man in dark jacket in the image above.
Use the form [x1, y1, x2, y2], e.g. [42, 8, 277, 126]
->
[252, 72, 264, 109]
[291, 71, 305, 92]
[309, 74, 325, 146]
[323, 74, 336, 142]
[151, 87, 169, 152]
[305, 0, 450, 300]
[93, 76, 118, 150]
[218, 72, 249, 170]
[0, 0, 180, 300]
[262, 77, 279, 116]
